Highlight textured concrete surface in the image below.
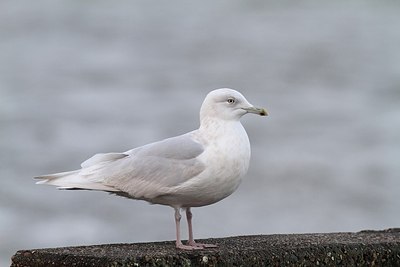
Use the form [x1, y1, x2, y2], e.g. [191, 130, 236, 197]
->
[11, 229, 400, 266]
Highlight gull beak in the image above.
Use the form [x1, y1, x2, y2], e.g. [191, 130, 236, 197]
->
[243, 106, 268, 116]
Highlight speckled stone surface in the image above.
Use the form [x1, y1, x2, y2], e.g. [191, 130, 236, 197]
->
[11, 229, 400, 267]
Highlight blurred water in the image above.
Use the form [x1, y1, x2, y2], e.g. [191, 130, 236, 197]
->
[1, 0, 400, 265]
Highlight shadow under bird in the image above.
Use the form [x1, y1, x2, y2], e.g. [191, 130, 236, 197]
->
[35, 88, 268, 250]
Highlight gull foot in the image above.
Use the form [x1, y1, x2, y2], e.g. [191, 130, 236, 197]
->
[176, 243, 204, 250]
[188, 241, 218, 248]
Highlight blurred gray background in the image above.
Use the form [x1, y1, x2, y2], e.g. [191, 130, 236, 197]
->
[1, 0, 400, 265]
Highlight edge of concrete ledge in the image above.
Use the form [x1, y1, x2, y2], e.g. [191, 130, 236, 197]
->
[11, 228, 400, 267]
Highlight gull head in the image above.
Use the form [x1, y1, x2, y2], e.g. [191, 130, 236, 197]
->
[200, 88, 268, 122]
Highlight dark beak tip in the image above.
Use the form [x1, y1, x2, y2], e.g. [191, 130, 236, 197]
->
[260, 109, 268, 116]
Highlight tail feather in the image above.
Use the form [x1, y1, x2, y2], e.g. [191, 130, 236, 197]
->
[35, 170, 119, 192]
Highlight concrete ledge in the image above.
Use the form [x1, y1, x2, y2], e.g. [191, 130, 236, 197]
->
[11, 229, 400, 266]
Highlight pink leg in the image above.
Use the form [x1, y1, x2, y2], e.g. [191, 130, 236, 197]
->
[186, 208, 194, 244]
[174, 208, 202, 250]
[186, 208, 218, 248]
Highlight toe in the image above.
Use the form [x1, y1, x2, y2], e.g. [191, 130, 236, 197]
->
[188, 242, 218, 248]
[176, 244, 203, 250]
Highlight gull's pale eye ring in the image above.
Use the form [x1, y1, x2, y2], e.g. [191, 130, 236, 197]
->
[227, 98, 236, 104]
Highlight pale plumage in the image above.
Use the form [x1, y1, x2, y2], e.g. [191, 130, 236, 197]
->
[35, 88, 267, 250]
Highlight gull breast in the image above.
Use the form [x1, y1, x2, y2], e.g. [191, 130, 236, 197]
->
[171, 122, 251, 207]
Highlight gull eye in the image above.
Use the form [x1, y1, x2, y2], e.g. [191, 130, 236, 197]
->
[227, 98, 236, 104]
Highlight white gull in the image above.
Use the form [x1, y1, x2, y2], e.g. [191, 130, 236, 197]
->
[35, 88, 268, 250]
